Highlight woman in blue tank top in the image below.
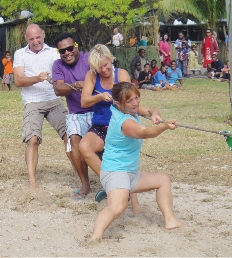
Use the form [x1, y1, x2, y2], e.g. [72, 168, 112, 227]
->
[80, 44, 131, 176]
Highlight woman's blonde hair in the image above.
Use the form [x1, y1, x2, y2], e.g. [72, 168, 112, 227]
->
[88, 44, 114, 73]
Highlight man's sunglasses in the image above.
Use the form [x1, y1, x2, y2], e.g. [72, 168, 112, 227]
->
[58, 45, 75, 54]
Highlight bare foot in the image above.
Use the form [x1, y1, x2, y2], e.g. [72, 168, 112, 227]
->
[165, 218, 187, 230]
[89, 236, 102, 244]
[132, 207, 145, 214]
[152, 87, 162, 92]
[170, 87, 180, 90]
[29, 181, 37, 191]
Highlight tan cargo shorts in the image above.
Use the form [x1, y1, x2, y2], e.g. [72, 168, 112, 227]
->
[22, 98, 68, 143]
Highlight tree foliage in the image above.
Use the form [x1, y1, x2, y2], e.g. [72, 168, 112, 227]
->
[0, 0, 162, 50]
[0, 0, 227, 50]
[0, 0, 154, 25]
[159, 0, 226, 29]
[0, 0, 226, 29]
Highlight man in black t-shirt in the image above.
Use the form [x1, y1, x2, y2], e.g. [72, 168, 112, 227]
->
[204, 54, 224, 79]
[211, 53, 224, 78]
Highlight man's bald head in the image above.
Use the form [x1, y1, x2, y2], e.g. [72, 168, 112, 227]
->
[25, 24, 45, 53]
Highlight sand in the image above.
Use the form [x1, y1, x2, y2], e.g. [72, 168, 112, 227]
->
[1, 172, 232, 257]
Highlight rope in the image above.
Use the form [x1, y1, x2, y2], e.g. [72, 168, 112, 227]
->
[93, 89, 232, 137]
[141, 116, 232, 137]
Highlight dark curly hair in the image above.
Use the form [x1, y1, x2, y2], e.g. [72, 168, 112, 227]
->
[54, 32, 78, 48]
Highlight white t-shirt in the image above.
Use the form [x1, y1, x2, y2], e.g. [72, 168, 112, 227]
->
[112, 33, 123, 46]
[13, 44, 60, 106]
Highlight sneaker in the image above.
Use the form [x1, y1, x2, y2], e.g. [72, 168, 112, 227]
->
[95, 190, 107, 202]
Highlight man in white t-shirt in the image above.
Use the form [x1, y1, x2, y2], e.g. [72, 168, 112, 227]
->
[105, 28, 123, 47]
[13, 24, 70, 190]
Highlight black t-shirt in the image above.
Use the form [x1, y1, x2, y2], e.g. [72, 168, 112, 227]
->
[211, 59, 224, 72]
[138, 71, 152, 88]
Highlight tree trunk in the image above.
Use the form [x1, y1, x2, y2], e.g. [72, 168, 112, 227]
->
[153, 15, 159, 46]
[74, 19, 110, 51]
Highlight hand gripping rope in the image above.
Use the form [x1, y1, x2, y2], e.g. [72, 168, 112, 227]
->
[141, 116, 232, 151]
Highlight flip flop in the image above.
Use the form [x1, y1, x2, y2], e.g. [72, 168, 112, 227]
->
[74, 189, 80, 194]
[95, 190, 107, 202]
[72, 191, 88, 200]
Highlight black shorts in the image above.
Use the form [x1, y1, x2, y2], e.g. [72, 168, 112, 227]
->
[88, 124, 108, 142]
[222, 73, 230, 80]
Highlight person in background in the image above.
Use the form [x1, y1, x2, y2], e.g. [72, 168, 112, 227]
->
[174, 32, 191, 64]
[138, 64, 157, 90]
[129, 34, 138, 47]
[177, 42, 188, 77]
[159, 33, 171, 65]
[204, 63, 214, 79]
[153, 63, 178, 90]
[210, 53, 224, 79]
[13, 24, 69, 190]
[137, 37, 147, 47]
[2, 51, 14, 91]
[174, 32, 191, 51]
[131, 61, 142, 87]
[130, 49, 149, 75]
[220, 60, 230, 81]
[167, 60, 183, 87]
[104, 36, 112, 46]
[204, 54, 224, 80]
[105, 28, 123, 47]
[89, 81, 186, 241]
[150, 59, 159, 77]
[188, 44, 201, 76]
[113, 59, 120, 68]
[201, 29, 219, 68]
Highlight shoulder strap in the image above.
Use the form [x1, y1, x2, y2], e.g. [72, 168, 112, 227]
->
[114, 68, 119, 83]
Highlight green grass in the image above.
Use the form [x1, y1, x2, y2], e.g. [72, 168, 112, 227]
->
[0, 79, 232, 186]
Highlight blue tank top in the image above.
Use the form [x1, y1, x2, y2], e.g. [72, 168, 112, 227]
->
[92, 68, 119, 126]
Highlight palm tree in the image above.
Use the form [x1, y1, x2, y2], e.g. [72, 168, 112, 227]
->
[159, 0, 226, 30]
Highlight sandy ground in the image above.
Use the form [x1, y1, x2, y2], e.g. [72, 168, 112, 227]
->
[1, 171, 232, 257]
[1, 89, 232, 256]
